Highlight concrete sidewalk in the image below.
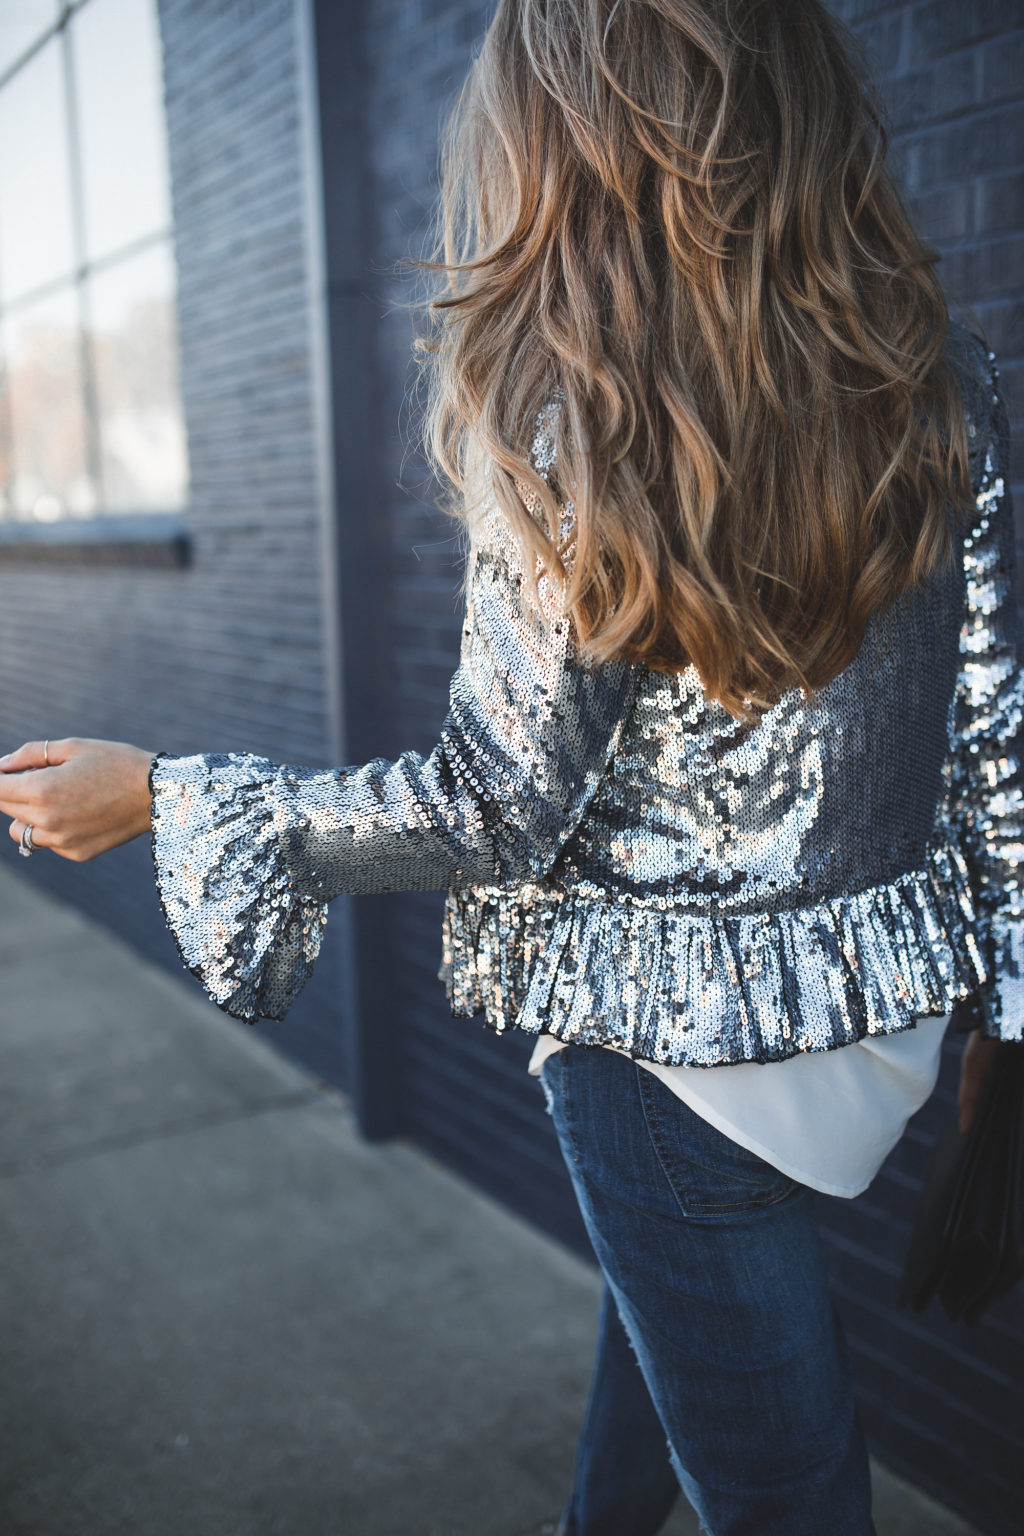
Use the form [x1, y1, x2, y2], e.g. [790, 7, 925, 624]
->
[0, 863, 981, 1536]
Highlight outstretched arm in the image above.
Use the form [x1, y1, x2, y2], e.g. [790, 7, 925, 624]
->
[0, 494, 637, 1022]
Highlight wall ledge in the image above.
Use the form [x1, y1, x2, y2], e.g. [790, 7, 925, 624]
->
[0, 514, 190, 569]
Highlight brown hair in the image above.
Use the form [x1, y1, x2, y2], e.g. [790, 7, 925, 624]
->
[418, 0, 973, 722]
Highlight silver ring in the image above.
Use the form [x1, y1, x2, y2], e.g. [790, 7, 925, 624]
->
[43, 739, 49, 767]
[19, 823, 36, 858]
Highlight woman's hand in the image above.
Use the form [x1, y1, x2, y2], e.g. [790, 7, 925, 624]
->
[957, 1027, 1001, 1137]
[0, 738, 155, 863]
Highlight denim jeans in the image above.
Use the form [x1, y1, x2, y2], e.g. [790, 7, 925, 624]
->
[539, 1045, 876, 1536]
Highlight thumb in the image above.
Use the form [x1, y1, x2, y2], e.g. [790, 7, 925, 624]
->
[0, 739, 72, 773]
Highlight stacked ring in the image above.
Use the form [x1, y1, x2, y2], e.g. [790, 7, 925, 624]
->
[19, 824, 36, 858]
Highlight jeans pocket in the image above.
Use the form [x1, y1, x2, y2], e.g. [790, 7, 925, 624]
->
[637, 1068, 804, 1217]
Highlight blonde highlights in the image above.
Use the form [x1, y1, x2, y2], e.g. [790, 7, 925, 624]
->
[419, 0, 973, 721]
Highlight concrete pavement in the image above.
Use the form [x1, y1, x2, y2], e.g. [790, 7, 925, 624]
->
[0, 862, 981, 1536]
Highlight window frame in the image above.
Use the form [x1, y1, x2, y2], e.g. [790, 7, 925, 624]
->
[0, 0, 189, 564]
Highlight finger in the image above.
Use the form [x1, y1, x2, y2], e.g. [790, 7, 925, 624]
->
[2, 737, 78, 772]
[0, 769, 51, 811]
[0, 741, 51, 773]
[7, 819, 48, 855]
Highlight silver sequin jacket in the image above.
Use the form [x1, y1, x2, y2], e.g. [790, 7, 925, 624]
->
[149, 327, 1024, 1066]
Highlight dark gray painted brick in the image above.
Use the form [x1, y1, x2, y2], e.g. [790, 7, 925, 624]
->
[978, 168, 1024, 233]
[910, 0, 1024, 61]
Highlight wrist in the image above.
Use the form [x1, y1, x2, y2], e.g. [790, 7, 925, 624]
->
[129, 746, 157, 839]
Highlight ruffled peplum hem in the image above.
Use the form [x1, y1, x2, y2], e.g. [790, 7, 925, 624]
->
[438, 836, 1015, 1066]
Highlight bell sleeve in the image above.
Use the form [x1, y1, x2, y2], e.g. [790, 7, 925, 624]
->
[149, 493, 637, 1023]
[946, 342, 1024, 1041]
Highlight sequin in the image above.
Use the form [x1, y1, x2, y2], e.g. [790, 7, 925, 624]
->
[149, 325, 1023, 1061]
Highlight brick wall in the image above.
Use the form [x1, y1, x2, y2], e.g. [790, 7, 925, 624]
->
[833, 0, 1024, 520]
[361, 3, 1024, 1532]
[0, 0, 349, 1086]
[819, 9, 1024, 1533]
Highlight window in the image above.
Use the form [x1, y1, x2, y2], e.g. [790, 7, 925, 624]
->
[0, 0, 188, 526]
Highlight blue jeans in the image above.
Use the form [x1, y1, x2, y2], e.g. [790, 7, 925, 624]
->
[539, 1045, 876, 1536]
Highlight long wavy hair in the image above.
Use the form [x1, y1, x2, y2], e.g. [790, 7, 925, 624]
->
[418, 0, 973, 722]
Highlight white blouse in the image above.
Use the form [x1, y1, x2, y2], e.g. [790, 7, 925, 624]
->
[528, 1013, 951, 1198]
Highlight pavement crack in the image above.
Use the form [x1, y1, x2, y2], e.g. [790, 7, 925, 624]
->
[0, 1087, 326, 1179]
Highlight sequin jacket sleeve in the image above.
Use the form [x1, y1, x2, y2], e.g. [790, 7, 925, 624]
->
[148, 502, 637, 1023]
[945, 346, 1024, 1041]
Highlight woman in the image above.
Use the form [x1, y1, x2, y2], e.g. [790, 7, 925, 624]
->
[0, 2, 1017, 1532]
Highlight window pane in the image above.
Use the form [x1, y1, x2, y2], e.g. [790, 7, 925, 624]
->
[0, 346, 12, 518]
[1, 286, 96, 521]
[0, 0, 59, 80]
[0, 36, 76, 304]
[72, 0, 172, 263]
[87, 242, 188, 511]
